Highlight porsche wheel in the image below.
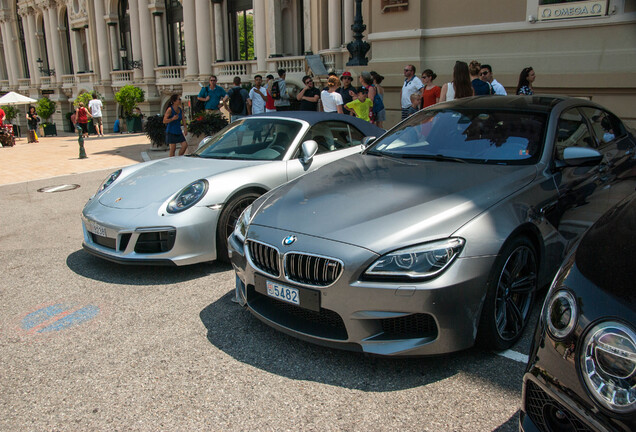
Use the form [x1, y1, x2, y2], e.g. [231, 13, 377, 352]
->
[216, 192, 260, 263]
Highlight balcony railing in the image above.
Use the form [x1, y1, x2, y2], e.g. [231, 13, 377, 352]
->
[77, 72, 95, 84]
[215, 60, 257, 79]
[0, 80, 9, 91]
[155, 66, 186, 84]
[40, 76, 53, 88]
[18, 78, 31, 90]
[111, 70, 133, 87]
[61, 74, 75, 86]
[270, 56, 306, 74]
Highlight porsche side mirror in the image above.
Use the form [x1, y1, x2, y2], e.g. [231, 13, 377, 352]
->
[362, 136, 376, 147]
[301, 140, 318, 164]
[197, 136, 213, 150]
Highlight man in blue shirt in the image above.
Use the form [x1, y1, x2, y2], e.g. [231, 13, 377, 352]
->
[198, 75, 227, 112]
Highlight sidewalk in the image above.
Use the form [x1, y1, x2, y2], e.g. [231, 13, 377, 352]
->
[0, 132, 169, 186]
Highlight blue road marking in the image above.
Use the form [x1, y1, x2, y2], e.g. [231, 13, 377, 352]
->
[38, 305, 100, 333]
[21, 304, 69, 330]
[20, 304, 100, 334]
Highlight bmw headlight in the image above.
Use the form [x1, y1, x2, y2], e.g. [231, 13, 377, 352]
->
[166, 179, 209, 213]
[545, 289, 578, 339]
[233, 204, 252, 243]
[364, 238, 464, 280]
[96, 169, 122, 194]
[580, 321, 636, 414]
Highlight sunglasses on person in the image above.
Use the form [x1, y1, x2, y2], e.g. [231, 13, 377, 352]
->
[480, 71, 489, 76]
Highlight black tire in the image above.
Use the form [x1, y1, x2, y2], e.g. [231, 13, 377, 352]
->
[477, 236, 538, 351]
[216, 192, 260, 263]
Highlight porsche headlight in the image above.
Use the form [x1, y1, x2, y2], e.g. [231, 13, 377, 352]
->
[545, 289, 578, 339]
[233, 204, 252, 243]
[580, 321, 636, 414]
[166, 179, 209, 213]
[364, 238, 464, 280]
[96, 169, 121, 194]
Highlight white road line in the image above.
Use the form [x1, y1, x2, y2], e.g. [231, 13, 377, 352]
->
[496, 349, 529, 364]
[141, 151, 150, 162]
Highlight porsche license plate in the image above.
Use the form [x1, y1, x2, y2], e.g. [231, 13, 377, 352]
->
[89, 222, 107, 237]
[266, 280, 300, 306]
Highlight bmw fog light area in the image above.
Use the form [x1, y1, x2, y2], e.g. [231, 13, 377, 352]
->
[96, 169, 122, 195]
[580, 321, 636, 414]
[233, 204, 252, 243]
[545, 289, 578, 339]
[364, 238, 464, 280]
[167, 179, 209, 214]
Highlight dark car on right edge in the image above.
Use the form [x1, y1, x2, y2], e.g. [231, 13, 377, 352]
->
[521, 192, 636, 432]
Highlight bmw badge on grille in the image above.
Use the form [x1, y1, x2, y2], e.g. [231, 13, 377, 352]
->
[282, 235, 297, 246]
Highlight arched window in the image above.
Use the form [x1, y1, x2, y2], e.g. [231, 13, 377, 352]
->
[165, 0, 184, 65]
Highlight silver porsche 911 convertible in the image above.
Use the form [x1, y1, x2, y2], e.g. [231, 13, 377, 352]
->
[229, 96, 636, 356]
[81, 112, 384, 266]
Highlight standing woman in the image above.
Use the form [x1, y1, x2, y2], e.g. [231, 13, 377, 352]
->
[75, 102, 92, 138]
[360, 71, 384, 125]
[420, 69, 441, 108]
[516, 67, 536, 95]
[320, 75, 344, 113]
[26, 106, 40, 143]
[370, 71, 386, 128]
[440, 61, 473, 102]
[163, 94, 188, 157]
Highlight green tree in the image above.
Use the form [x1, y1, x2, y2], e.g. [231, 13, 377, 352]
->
[74, 91, 103, 109]
[238, 11, 254, 60]
[1, 105, 19, 123]
[36, 97, 57, 124]
[115, 85, 145, 118]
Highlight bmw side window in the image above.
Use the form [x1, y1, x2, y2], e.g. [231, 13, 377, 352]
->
[579, 107, 626, 147]
[554, 109, 595, 160]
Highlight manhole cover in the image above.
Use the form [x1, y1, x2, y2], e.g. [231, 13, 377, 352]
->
[37, 184, 80, 193]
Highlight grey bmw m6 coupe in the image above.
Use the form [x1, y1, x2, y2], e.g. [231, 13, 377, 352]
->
[229, 95, 636, 356]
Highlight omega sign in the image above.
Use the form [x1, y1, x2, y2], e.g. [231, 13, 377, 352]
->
[538, 0, 607, 21]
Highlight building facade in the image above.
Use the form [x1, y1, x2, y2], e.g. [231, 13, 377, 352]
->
[0, 0, 634, 132]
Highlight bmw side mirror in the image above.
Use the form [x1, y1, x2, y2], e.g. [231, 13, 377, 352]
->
[362, 136, 376, 147]
[561, 147, 603, 167]
[301, 140, 318, 164]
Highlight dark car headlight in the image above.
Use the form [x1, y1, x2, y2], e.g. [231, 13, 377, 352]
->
[364, 238, 464, 280]
[545, 289, 578, 339]
[166, 179, 209, 213]
[233, 204, 252, 243]
[580, 321, 636, 414]
[96, 169, 122, 194]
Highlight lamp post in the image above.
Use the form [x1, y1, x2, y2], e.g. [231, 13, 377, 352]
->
[36, 57, 55, 76]
[346, 0, 370, 66]
[119, 47, 143, 70]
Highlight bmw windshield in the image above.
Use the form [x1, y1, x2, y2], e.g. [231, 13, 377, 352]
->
[367, 109, 547, 165]
[194, 118, 303, 161]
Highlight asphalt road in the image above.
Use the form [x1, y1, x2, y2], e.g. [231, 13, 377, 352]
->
[0, 169, 541, 431]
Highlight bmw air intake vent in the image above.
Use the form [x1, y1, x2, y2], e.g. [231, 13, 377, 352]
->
[285, 253, 343, 287]
[246, 240, 280, 277]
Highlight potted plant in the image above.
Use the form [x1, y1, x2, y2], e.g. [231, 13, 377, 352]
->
[186, 111, 228, 147]
[36, 97, 58, 136]
[115, 85, 145, 133]
[143, 114, 166, 149]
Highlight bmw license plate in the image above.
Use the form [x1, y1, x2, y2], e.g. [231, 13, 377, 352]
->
[89, 222, 107, 237]
[266, 280, 300, 306]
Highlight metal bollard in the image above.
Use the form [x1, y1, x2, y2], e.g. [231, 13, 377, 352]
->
[76, 125, 87, 159]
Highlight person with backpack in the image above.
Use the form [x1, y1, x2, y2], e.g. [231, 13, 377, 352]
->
[272, 69, 290, 111]
[265, 74, 276, 113]
[197, 75, 227, 113]
[226, 76, 250, 122]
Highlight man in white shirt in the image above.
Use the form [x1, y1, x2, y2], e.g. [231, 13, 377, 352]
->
[480, 64, 507, 96]
[248, 75, 267, 115]
[88, 93, 104, 136]
[400, 64, 424, 120]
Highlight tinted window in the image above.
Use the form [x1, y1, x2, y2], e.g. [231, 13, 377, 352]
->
[555, 108, 595, 159]
[369, 109, 546, 165]
[306, 121, 363, 154]
[195, 118, 302, 160]
[579, 107, 626, 147]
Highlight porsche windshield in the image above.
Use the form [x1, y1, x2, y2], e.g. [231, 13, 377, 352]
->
[368, 109, 547, 165]
[194, 118, 303, 160]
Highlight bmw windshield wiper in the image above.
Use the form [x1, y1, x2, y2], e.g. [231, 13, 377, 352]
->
[400, 154, 468, 163]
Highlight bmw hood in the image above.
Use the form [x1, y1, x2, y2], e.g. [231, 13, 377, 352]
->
[98, 157, 268, 209]
[251, 154, 537, 252]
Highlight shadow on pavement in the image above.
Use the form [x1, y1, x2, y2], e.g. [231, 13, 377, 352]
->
[66, 249, 230, 285]
[199, 292, 525, 393]
[493, 410, 520, 432]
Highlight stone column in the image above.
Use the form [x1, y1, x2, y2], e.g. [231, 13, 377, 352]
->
[196, 0, 212, 76]
[253, 0, 267, 72]
[182, 0, 198, 79]
[107, 22, 120, 70]
[128, 0, 142, 79]
[153, 12, 166, 66]
[25, 12, 40, 84]
[267, 0, 282, 57]
[343, 0, 353, 45]
[46, 7, 64, 83]
[213, 1, 225, 62]
[328, 0, 341, 49]
[1, 21, 19, 85]
[42, 9, 55, 72]
[137, 0, 155, 80]
[303, 0, 312, 54]
[93, 0, 111, 81]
